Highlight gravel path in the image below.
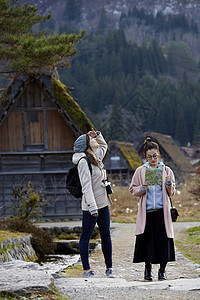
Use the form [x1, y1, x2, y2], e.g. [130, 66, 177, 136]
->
[0, 221, 199, 299]
[55, 222, 200, 300]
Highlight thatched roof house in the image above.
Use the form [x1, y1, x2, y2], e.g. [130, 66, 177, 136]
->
[104, 141, 141, 185]
[0, 71, 94, 219]
[180, 146, 200, 166]
[136, 132, 195, 182]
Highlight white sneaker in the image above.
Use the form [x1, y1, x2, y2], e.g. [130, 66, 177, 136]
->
[106, 269, 115, 278]
[83, 270, 95, 278]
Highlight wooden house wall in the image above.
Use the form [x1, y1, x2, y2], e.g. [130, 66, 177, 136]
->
[0, 171, 82, 219]
[0, 112, 23, 152]
[46, 110, 75, 151]
[0, 80, 82, 219]
[104, 147, 134, 186]
[0, 81, 76, 152]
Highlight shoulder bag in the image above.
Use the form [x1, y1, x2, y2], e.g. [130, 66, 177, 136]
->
[169, 197, 179, 222]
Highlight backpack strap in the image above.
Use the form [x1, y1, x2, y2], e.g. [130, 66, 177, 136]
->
[77, 157, 92, 175]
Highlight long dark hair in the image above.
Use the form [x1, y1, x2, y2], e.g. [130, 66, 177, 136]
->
[85, 134, 100, 167]
[143, 137, 160, 157]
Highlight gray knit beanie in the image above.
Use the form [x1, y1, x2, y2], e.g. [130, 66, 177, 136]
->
[73, 134, 87, 152]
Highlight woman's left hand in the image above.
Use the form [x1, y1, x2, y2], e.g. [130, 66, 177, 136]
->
[92, 213, 98, 217]
[165, 175, 171, 182]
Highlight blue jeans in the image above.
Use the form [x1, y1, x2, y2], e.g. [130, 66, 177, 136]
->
[79, 206, 112, 271]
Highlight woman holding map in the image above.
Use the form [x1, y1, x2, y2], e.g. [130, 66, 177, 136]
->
[129, 137, 176, 281]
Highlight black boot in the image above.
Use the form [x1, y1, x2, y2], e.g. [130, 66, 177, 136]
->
[158, 262, 167, 280]
[144, 263, 152, 281]
[158, 268, 166, 280]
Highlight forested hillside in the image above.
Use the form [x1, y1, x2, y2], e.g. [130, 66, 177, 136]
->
[59, 29, 200, 146]
[2, 0, 200, 146]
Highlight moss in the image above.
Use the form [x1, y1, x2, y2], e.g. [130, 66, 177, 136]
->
[0, 291, 17, 299]
[24, 254, 38, 262]
[118, 142, 141, 170]
[57, 233, 79, 240]
[62, 264, 83, 278]
[0, 239, 17, 256]
[52, 78, 94, 133]
[0, 246, 7, 255]
[68, 241, 79, 248]
[0, 290, 70, 300]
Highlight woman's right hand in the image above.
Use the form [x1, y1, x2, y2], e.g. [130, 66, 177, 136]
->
[87, 128, 97, 138]
[142, 184, 148, 193]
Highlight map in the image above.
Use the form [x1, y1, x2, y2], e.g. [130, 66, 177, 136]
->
[145, 168, 163, 186]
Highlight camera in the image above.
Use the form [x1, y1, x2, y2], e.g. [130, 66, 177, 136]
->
[101, 180, 114, 195]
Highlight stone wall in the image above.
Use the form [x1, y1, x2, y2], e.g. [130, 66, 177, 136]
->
[0, 235, 37, 263]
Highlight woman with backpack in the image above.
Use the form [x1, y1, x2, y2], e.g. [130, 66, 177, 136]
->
[72, 128, 114, 278]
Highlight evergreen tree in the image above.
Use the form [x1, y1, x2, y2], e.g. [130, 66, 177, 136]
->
[97, 8, 107, 34]
[0, 0, 84, 72]
[155, 12, 166, 31]
[58, 30, 200, 146]
[114, 29, 127, 53]
[105, 31, 116, 53]
[175, 107, 189, 145]
[63, 0, 82, 22]
[39, 17, 55, 32]
[109, 92, 125, 141]
[191, 19, 198, 33]
[193, 108, 200, 146]
[100, 76, 115, 107]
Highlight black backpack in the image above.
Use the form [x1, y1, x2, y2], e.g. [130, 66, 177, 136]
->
[66, 157, 92, 199]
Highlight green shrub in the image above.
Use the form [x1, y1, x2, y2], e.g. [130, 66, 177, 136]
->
[6, 217, 55, 259]
[10, 181, 45, 221]
[2, 182, 56, 259]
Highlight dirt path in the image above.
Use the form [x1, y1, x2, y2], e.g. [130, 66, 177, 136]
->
[89, 222, 200, 281]
[56, 222, 200, 299]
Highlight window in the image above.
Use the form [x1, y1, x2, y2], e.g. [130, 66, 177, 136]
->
[110, 156, 120, 168]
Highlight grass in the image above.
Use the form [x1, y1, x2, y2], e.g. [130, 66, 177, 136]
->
[0, 230, 28, 242]
[109, 178, 200, 223]
[172, 177, 200, 222]
[109, 186, 138, 223]
[175, 226, 200, 264]
[61, 249, 103, 278]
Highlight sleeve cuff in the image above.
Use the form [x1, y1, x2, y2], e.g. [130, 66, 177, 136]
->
[90, 209, 98, 215]
[165, 179, 172, 186]
[140, 186, 146, 193]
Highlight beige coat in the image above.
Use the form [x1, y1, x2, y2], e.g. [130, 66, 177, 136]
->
[72, 133, 111, 213]
[129, 165, 176, 238]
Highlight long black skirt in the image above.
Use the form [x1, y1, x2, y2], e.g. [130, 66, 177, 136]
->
[133, 208, 175, 264]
